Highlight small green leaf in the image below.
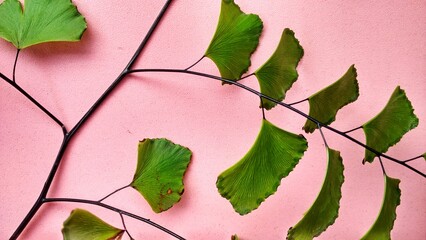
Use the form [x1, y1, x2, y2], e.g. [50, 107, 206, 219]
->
[255, 28, 304, 110]
[423, 153, 426, 161]
[62, 209, 124, 240]
[362, 86, 419, 163]
[231, 234, 240, 240]
[217, 119, 308, 215]
[131, 138, 192, 213]
[361, 175, 401, 240]
[205, 0, 263, 81]
[303, 65, 359, 133]
[0, 0, 87, 49]
[287, 148, 344, 240]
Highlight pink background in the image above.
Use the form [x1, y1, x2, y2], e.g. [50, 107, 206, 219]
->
[0, 0, 425, 239]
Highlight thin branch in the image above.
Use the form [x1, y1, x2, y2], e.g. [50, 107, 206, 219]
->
[98, 184, 131, 202]
[0, 72, 67, 134]
[239, 72, 255, 80]
[185, 56, 205, 71]
[259, 97, 266, 120]
[378, 156, 387, 176]
[43, 198, 185, 240]
[120, 213, 135, 240]
[403, 155, 424, 163]
[288, 98, 309, 106]
[13, 49, 20, 83]
[127, 68, 426, 178]
[318, 124, 329, 148]
[344, 126, 363, 134]
[10, 1, 174, 239]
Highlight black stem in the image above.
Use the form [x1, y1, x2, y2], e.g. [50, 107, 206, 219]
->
[127, 68, 426, 178]
[318, 124, 329, 148]
[43, 198, 185, 240]
[13, 49, 20, 83]
[120, 213, 135, 240]
[0, 72, 67, 135]
[288, 98, 309, 106]
[98, 184, 131, 202]
[403, 155, 424, 163]
[9, 1, 173, 239]
[259, 97, 266, 120]
[185, 56, 205, 71]
[378, 156, 387, 176]
[240, 73, 255, 80]
[344, 126, 363, 134]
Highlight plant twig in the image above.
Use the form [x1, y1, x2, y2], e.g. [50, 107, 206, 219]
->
[185, 56, 205, 71]
[12, 49, 20, 83]
[344, 126, 363, 134]
[120, 213, 135, 240]
[288, 98, 309, 106]
[259, 97, 266, 120]
[0, 72, 67, 135]
[98, 184, 131, 202]
[9, 1, 174, 239]
[403, 155, 424, 163]
[43, 198, 185, 240]
[126, 68, 426, 178]
[318, 124, 329, 148]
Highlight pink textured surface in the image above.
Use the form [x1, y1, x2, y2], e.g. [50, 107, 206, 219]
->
[0, 0, 425, 239]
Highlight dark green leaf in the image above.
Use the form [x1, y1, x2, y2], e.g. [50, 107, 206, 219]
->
[287, 148, 344, 240]
[255, 28, 304, 110]
[361, 175, 401, 240]
[362, 86, 419, 163]
[205, 0, 263, 81]
[216, 119, 308, 215]
[131, 138, 192, 213]
[231, 235, 240, 240]
[62, 209, 124, 240]
[303, 65, 359, 133]
[0, 0, 87, 49]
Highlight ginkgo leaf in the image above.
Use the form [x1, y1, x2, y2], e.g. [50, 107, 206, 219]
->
[131, 138, 192, 213]
[0, 0, 87, 49]
[255, 28, 304, 110]
[362, 86, 419, 163]
[423, 153, 426, 161]
[62, 209, 124, 240]
[287, 148, 344, 240]
[361, 175, 401, 240]
[205, 0, 263, 81]
[303, 65, 359, 133]
[216, 119, 308, 215]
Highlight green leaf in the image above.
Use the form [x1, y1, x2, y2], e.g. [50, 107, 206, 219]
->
[362, 86, 419, 163]
[62, 209, 124, 240]
[303, 65, 359, 133]
[205, 0, 263, 81]
[231, 235, 240, 240]
[216, 119, 308, 215]
[0, 0, 87, 49]
[255, 28, 304, 110]
[131, 138, 192, 213]
[423, 153, 426, 161]
[361, 175, 401, 240]
[287, 148, 344, 240]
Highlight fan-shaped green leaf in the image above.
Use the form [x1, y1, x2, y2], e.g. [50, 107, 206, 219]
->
[255, 28, 304, 110]
[0, 0, 87, 49]
[287, 148, 344, 240]
[362, 86, 419, 163]
[216, 119, 308, 215]
[205, 0, 263, 81]
[62, 209, 124, 240]
[303, 65, 359, 133]
[231, 234, 240, 240]
[131, 138, 192, 213]
[361, 175, 401, 240]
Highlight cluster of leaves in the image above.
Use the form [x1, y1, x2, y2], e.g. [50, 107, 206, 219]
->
[0, 0, 423, 239]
